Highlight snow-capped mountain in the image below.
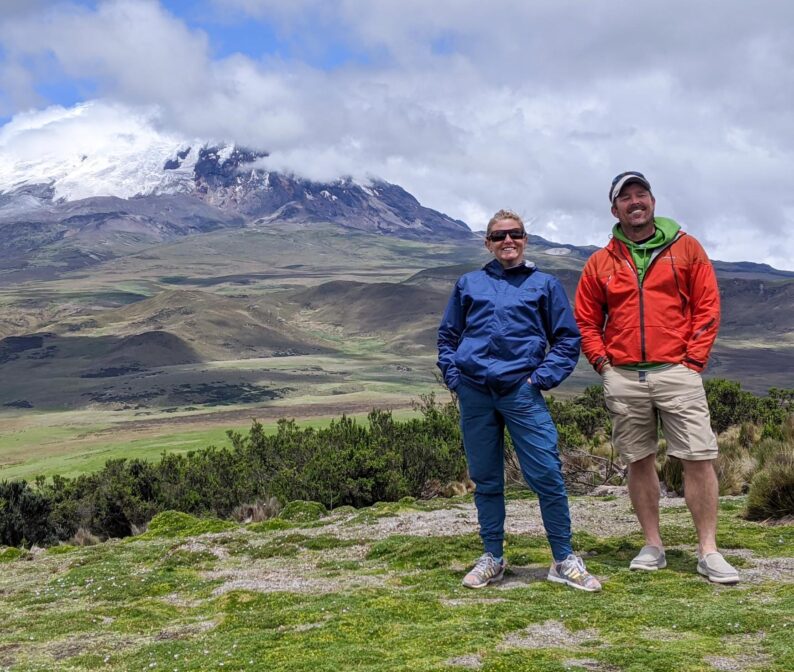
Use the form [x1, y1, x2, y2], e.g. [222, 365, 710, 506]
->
[0, 101, 469, 237]
[0, 102, 201, 202]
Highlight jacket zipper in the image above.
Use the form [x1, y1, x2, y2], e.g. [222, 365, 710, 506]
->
[614, 234, 682, 362]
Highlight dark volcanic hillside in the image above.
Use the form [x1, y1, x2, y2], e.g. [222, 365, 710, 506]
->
[289, 280, 452, 353]
[718, 278, 794, 337]
[53, 289, 333, 361]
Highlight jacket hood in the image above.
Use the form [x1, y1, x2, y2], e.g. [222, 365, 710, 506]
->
[612, 216, 681, 248]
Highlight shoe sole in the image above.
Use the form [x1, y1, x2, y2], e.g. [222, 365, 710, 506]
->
[462, 568, 505, 589]
[630, 559, 667, 571]
[697, 566, 739, 584]
[547, 574, 601, 592]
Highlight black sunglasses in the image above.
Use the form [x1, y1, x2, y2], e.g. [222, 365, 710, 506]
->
[487, 229, 527, 242]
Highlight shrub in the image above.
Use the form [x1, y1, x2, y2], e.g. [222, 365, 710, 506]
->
[0, 480, 56, 547]
[141, 511, 236, 539]
[705, 379, 760, 433]
[745, 446, 794, 520]
[0, 546, 25, 562]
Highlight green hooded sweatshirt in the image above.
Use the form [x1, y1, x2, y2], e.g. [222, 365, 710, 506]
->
[612, 216, 681, 283]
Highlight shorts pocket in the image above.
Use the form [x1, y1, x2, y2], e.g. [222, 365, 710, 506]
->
[605, 397, 630, 416]
[672, 387, 707, 411]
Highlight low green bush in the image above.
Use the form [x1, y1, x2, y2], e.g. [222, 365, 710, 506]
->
[1, 381, 791, 547]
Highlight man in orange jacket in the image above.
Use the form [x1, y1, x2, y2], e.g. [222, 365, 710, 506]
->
[575, 171, 739, 584]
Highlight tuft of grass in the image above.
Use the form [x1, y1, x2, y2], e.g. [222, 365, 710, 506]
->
[247, 517, 297, 532]
[745, 445, 794, 520]
[278, 500, 328, 522]
[131, 511, 237, 540]
[0, 546, 25, 562]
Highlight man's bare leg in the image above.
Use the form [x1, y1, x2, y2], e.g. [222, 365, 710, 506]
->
[681, 458, 719, 556]
[627, 453, 664, 548]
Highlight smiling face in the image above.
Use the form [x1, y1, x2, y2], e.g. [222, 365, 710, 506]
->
[485, 218, 527, 268]
[611, 181, 656, 241]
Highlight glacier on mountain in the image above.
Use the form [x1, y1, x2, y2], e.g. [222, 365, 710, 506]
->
[0, 101, 209, 201]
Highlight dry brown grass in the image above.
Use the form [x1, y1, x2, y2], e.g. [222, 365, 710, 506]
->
[231, 496, 282, 523]
[69, 527, 101, 546]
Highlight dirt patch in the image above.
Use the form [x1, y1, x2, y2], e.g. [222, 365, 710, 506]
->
[704, 652, 772, 671]
[639, 626, 696, 642]
[160, 593, 208, 608]
[308, 495, 689, 543]
[47, 634, 138, 662]
[277, 621, 328, 633]
[205, 544, 387, 596]
[0, 643, 21, 667]
[672, 547, 794, 584]
[155, 620, 218, 640]
[209, 567, 387, 596]
[445, 654, 483, 669]
[441, 597, 508, 607]
[563, 659, 619, 671]
[177, 539, 229, 560]
[499, 620, 600, 649]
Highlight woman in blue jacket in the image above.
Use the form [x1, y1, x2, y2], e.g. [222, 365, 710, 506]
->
[438, 209, 600, 592]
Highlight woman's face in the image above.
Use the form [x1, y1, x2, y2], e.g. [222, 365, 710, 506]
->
[485, 219, 527, 268]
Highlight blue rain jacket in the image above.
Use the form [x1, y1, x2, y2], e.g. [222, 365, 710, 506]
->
[437, 259, 581, 393]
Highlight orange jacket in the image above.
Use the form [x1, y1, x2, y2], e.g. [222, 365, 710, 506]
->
[574, 231, 720, 373]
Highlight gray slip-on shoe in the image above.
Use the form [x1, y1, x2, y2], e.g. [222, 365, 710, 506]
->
[630, 545, 667, 571]
[697, 552, 740, 584]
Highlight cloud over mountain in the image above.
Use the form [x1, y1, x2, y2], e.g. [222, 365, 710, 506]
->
[0, 0, 792, 268]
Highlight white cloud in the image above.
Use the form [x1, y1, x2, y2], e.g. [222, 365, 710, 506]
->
[0, 0, 793, 268]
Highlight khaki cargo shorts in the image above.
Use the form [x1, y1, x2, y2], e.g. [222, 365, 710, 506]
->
[602, 364, 718, 464]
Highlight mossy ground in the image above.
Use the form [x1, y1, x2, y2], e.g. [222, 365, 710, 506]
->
[0, 496, 791, 672]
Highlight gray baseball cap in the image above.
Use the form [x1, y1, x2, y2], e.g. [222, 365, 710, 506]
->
[609, 171, 652, 203]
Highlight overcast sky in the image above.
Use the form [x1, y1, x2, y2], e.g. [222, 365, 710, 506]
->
[1, 0, 792, 269]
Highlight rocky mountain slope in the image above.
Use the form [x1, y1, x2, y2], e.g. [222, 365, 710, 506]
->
[0, 141, 471, 285]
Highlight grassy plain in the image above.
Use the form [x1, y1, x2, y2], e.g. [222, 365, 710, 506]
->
[0, 348, 437, 481]
[0, 496, 791, 671]
[0, 407, 423, 482]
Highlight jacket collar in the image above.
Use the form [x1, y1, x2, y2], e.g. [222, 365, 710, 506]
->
[483, 258, 537, 277]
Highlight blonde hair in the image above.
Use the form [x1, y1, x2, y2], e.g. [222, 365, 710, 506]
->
[486, 209, 524, 235]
